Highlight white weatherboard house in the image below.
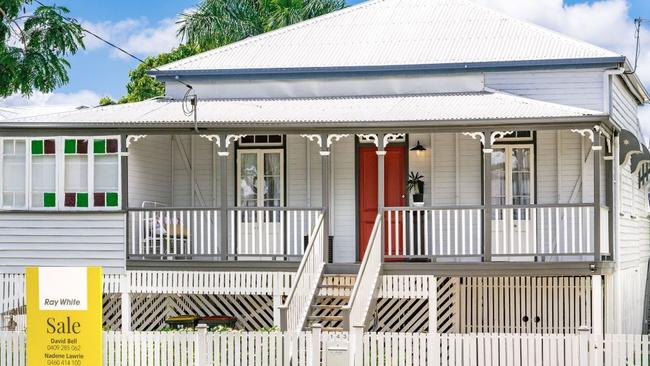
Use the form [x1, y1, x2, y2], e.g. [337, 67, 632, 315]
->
[1, 0, 650, 337]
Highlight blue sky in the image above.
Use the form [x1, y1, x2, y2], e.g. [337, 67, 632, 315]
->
[2, 0, 650, 109]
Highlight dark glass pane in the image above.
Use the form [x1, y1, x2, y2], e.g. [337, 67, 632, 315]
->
[240, 136, 255, 144]
[77, 139, 88, 154]
[94, 193, 105, 207]
[269, 135, 282, 143]
[44, 139, 55, 154]
[256, 135, 268, 143]
[64, 193, 76, 207]
[106, 139, 118, 153]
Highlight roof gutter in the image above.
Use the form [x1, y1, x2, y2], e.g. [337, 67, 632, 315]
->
[0, 115, 609, 132]
[148, 57, 626, 79]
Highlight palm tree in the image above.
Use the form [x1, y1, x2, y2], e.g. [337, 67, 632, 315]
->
[177, 0, 345, 50]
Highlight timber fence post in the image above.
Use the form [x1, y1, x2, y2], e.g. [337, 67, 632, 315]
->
[311, 324, 322, 366]
[578, 325, 590, 366]
[196, 323, 208, 366]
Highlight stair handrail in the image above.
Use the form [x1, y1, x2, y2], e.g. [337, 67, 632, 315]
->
[278, 211, 326, 333]
[343, 213, 383, 330]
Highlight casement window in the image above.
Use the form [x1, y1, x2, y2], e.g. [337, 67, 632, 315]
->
[31, 139, 57, 208]
[1, 139, 27, 208]
[237, 149, 284, 208]
[491, 145, 535, 206]
[0, 137, 121, 210]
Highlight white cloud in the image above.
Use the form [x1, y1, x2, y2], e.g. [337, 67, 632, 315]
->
[81, 16, 181, 59]
[0, 90, 103, 109]
[474, 0, 650, 135]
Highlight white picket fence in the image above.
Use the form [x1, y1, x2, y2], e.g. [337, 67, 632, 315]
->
[2, 330, 650, 366]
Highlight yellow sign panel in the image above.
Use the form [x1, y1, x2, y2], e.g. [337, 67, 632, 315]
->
[26, 267, 102, 366]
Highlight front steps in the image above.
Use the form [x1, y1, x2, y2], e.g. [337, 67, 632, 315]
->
[305, 274, 356, 331]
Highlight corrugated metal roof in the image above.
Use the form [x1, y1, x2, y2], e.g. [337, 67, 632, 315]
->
[155, 0, 621, 73]
[0, 92, 604, 128]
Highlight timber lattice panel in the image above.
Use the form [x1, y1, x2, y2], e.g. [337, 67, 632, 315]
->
[129, 293, 274, 331]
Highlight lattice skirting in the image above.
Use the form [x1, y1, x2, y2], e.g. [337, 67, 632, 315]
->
[369, 277, 458, 333]
[118, 293, 275, 331]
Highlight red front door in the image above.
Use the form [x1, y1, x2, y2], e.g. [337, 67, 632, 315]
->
[358, 145, 407, 260]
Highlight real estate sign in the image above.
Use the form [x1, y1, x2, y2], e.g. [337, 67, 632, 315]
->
[26, 267, 102, 366]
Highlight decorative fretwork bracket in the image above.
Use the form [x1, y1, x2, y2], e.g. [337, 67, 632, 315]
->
[462, 132, 485, 146]
[126, 135, 147, 148]
[570, 126, 604, 151]
[301, 134, 351, 156]
[383, 133, 406, 147]
[199, 134, 247, 156]
[356, 134, 379, 147]
[490, 131, 514, 145]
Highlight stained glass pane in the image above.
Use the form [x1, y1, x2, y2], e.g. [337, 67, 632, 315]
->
[94, 139, 106, 154]
[31, 140, 43, 155]
[44, 139, 55, 154]
[76, 193, 88, 207]
[43, 193, 56, 208]
[76, 140, 88, 154]
[94, 193, 105, 207]
[65, 139, 76, 154]
[64, 193, 76, 207]
[106, 192, 118, 207]
[106, 139, 118, 153]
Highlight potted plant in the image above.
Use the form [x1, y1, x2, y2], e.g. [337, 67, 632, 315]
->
[407, 171, 425, 205]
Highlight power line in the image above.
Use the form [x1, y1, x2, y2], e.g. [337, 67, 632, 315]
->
[32, 0, 194, 90]
[627, 17, 648, 74]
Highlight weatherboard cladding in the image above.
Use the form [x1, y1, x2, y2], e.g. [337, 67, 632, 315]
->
[1, 92, 604, 127]
[153, 0, 620, 74]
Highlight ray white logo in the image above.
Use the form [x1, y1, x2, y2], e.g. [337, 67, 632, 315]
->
[38, 267, 88, 311]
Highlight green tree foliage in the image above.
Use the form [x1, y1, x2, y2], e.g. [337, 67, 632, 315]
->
[117, 43, 202, 103]
[117, 0, 344, 104]
[0, 0, 84, 96]
[177, 0, 345, 50]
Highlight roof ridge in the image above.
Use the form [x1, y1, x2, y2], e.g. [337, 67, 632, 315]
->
[460, 0, 619, 58]
[158, 0, 389, 71]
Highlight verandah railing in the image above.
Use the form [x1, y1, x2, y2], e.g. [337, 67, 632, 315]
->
[127, 207, 321, 260]
[383, 204, 609, 260]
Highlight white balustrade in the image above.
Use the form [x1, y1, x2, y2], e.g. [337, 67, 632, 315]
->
[280, 213, 326, 333]
[384, 207, 483, 258]
[345, 214, 383, 330]
[492, 205, 595, 257]
[228, 208, 321, 259]
[129, 208, 220, 258]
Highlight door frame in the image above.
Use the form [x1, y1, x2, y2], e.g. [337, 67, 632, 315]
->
[354, 135, 409, 261]
[491, 143, 536, 206]
[235, 148, 285, 207]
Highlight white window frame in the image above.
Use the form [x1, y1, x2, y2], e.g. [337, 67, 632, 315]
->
[492, 144, 536, 206]
[0, 138, 29, 210]
[236, 149, 285, 207]
[494, 131, 534, 143]
[0, 136, 121, 211]
[238, 135, 284, 147]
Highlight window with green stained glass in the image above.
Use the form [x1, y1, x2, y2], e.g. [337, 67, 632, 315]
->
[31, 139, 57, 208]
[64, 138, 89, 208]
[0, 136, 120, 211]
[1, 139, 27, 208]
[93, 138, 119, 207]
